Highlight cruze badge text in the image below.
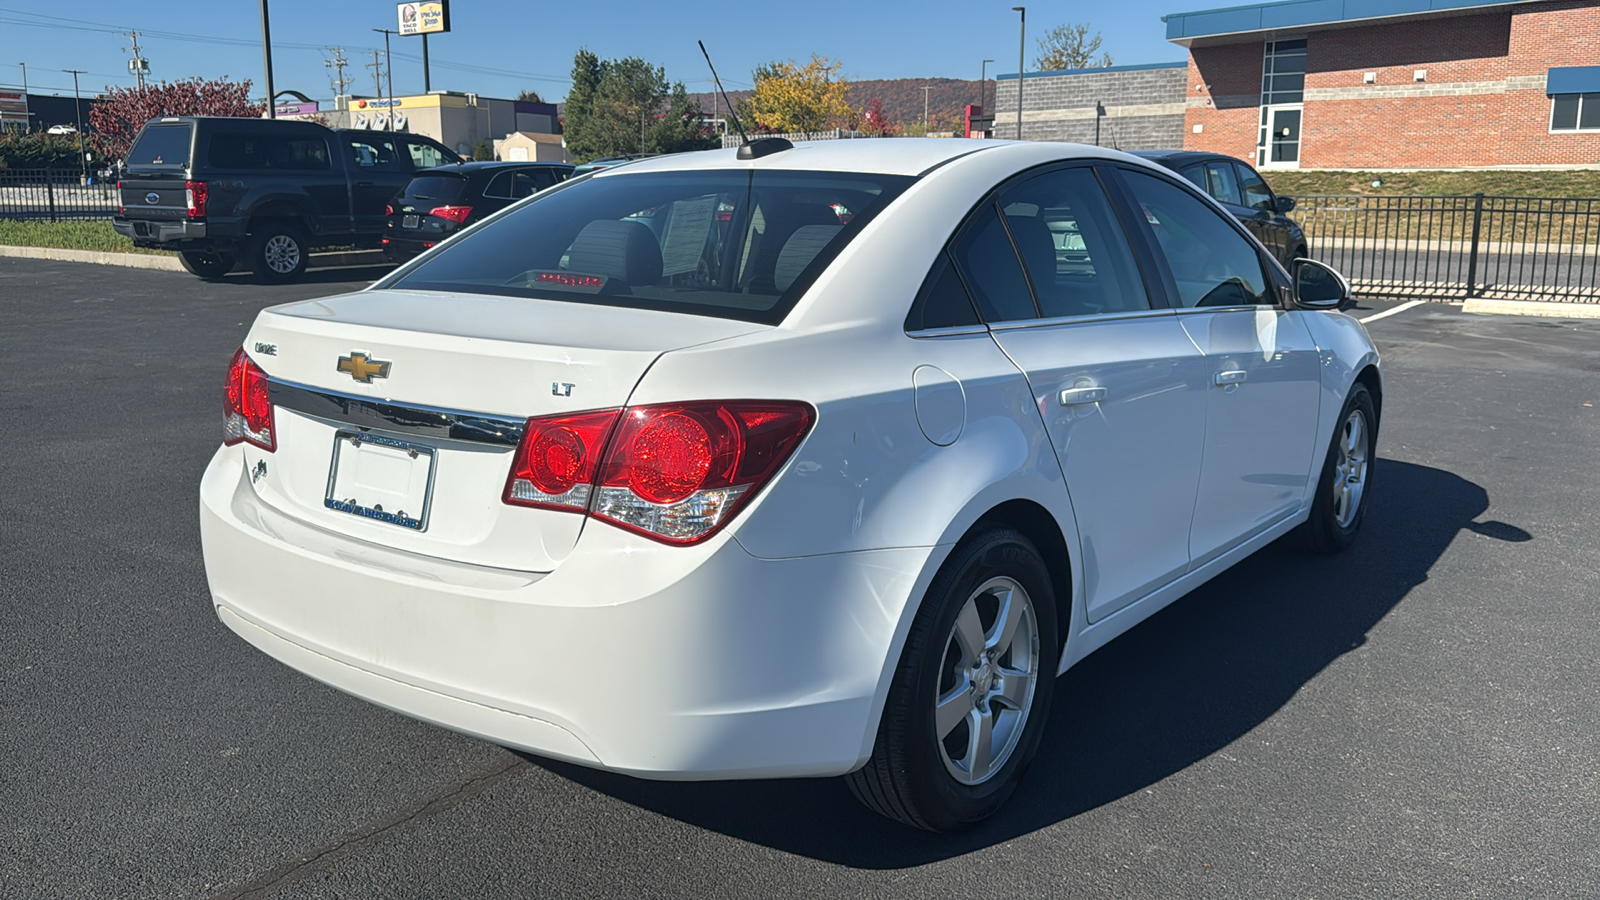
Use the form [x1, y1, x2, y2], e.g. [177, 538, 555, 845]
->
[337, 352, 391, 383]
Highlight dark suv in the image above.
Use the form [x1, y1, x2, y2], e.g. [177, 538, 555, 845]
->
[1131, 150, 1307, 272]
[113, 117, 460, 281]
[383, 161, 573, 262]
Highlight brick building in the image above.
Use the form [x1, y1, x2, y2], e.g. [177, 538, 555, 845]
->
[1166, 0, 1600, 169]
[992, 62, 1188, 148]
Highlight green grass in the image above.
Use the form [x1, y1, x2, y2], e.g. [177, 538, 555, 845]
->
[0, 220, 172, 255]
[1273, 169, 1600, 198]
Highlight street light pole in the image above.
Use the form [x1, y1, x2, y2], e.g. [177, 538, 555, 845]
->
[923, 85, 931, 133]
[260, 0, 276, 118]
[63, 69, 87, 180]
[1012, 7, 1026, 141]
[979, 58, 993, 136]
[18, 62, 27, 132]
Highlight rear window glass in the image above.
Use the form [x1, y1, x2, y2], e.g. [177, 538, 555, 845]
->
[207, 133, 330, 170]
[404, 175, 468, 203]
[127, 124, 193, 168]
[388, 169, 915, 324]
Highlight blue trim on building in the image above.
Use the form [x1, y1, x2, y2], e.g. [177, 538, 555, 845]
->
[1163, 0, 1525, 42]
[995, 61, 1188, 81]
[1547, 66, 1600, 96]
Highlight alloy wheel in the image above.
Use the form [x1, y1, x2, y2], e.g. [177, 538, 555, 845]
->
[1333, 408, 1369, 528]
[934, 576, 1040, 785]
[263, 235, 301, 274]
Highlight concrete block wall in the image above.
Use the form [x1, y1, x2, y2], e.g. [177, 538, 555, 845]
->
[994, 64, 1187, 149]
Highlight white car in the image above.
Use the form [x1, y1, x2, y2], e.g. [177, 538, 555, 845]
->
[46, 124, 76, 135]
[201, 138, 1381, 831]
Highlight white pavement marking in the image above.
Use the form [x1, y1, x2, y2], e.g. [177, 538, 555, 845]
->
[1359, 300, 1428, 324]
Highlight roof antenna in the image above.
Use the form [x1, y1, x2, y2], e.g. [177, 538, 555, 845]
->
[698, 40, 792, 160]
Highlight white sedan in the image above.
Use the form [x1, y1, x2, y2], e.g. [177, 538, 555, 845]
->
[201, 138, 1381, 831]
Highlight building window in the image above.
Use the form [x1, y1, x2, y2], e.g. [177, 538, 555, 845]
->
[1262, 40, 1306, 105]
[1551, 93, 1600, 132]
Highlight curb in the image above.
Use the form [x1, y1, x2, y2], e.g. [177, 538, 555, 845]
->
[0, 245, 390, 273]
[1461, 298, 1600, 319]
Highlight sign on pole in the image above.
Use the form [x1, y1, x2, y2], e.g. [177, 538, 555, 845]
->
[397, 1, 450, 35]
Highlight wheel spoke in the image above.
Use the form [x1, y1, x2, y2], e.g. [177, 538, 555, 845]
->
[987, 584, 1024, 655]
[965, 707, 995, 780]
[991, 667, 1030, 711]
[935, 679, 973, 739]
[952, 600, 984, 665]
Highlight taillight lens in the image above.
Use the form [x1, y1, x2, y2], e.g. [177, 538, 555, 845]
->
[186, 180, 208, 218]
[117, 180, 124, 216]
[223, 348, 275, 451]
[502, 400, 813, 544]
[385, 203, 394, 217]
[429, 205, 472, 224]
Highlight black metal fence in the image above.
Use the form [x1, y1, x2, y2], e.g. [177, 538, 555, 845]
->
[0, 168, 119, 221]
[1291, 194, 1600, 303]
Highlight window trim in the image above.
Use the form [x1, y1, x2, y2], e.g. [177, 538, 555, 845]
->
[1549, 92, 1600, 133]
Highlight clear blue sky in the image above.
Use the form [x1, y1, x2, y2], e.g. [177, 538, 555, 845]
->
[1, 1, 1193, 103]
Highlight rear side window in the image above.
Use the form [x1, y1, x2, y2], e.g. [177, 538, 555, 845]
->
[906, 252, 980, 331]
[389, 170, 913, 324]
[1236, 164, 1275, 211]
[127, 124, 193, 168]
[950, 204, 1036, 322]
[1202, 162, 1243, 206]
[207, 133, 330, 170]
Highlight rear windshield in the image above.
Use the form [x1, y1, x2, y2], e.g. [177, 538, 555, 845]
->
[207, 132, 331, 170]
[403, 174, 468, 203]
[387, 169, 915, 324]
[126, 124, 193, 169]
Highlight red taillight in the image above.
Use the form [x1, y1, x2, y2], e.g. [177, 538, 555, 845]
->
[429, 205, 472, 224]
[186, 180, 208, 218]
[385, 203, 394, 217]
[223, 348, 275, 451]
[117, 180, 124, 216]
[503, 400, 813, 544]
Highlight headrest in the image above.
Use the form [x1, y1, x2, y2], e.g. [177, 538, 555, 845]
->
[565, 220, 662, 286]
[774, 224, 843, 292]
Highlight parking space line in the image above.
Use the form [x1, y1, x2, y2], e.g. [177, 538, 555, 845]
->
[1359, 300, 1428, 324]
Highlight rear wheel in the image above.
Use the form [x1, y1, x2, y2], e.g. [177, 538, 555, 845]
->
[848, 527, 1059, 831]
[249, 223, 309, 283]
[177, 250, 235, 280]
[1293, 383, 1376, 553]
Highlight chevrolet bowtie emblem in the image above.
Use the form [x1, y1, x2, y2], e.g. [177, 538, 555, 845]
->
[336, 352, 391, 383]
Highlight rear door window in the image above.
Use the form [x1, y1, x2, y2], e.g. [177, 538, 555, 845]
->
[996, 166, 1149, 318]
[1202, 162, 1244, 206]
[126, 124, 193, 169]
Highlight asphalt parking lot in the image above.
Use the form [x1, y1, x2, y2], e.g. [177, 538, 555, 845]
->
[3, 257, 1597, 899]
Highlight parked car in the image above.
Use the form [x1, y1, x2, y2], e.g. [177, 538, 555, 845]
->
[571, 154, 657, 176]
[46, 124, 77, 135]
[202, 138, 1379, 832]
[382, 161, 574, 262]
[1131, 150, 1308, 272]
[113, 116, 461, 282]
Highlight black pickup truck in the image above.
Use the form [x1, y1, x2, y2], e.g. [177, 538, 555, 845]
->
[113, 116, 461, 281]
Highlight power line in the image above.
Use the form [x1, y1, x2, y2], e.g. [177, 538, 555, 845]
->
[324, 47, 351, 97]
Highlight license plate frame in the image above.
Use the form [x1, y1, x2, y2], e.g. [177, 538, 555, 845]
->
[323, 431, 437, 532]
[402, 214, 420, 229]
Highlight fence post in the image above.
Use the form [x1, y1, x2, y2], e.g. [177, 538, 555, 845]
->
[1464, 192, 1485, 298]
[47, 178, 57, 223]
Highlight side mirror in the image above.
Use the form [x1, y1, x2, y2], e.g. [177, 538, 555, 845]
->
[1275, 195, 1297, 214]
[1292, 259, 1350, 309]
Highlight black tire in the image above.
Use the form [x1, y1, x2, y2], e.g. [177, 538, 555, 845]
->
[1293, 383, 1377, 554]
[248, 223, 309, 283]
[848, 526, 1059, 831]
[177, 249, 235, 280]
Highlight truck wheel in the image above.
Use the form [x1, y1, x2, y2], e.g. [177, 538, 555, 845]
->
[177, 250, 235, 280]
[249, 224, 309, 283]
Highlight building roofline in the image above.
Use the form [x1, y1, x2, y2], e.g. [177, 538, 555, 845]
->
[1163, 0, 1542, 46]
[996, 60, 1187, 80]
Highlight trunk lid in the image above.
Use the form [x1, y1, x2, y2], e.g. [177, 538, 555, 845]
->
[238, 288, 765, 572]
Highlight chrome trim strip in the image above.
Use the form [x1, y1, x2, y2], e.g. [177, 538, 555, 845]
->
[1170, 304, 1276, 315]
[906, 324, 992, 338]
[987, 308, 1176, 331]
[268, 378, 525, 447]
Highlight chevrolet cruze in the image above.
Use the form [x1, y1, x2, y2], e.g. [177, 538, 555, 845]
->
[202, 138, 1381, 831]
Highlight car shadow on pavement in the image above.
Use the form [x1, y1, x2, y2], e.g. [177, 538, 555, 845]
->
[527, 458, 1528, 867]
[211, 265, 396, 287]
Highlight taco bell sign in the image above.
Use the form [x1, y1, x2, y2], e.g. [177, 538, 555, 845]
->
[397, 0, 451, 35]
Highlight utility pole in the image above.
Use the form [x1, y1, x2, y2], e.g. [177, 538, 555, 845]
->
[62, 69, 87, 180]
[372, 28, 396, 131]
[923, 85, 932, 133]
[260, 0, 276, 117]
[421, 33, 431, 93]
[123, 31, 149, 89]
[325, 47, 351, 99]
[366, 50, 385, 99]
[1013, 7, 1026, 141]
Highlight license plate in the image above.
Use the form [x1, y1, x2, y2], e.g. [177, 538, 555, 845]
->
[402, 214, 420, 229]
[324, 431, 435, 531]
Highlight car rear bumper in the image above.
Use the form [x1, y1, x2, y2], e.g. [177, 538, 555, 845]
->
[199, 444, 928, 780]
[114, 216, 209, 244]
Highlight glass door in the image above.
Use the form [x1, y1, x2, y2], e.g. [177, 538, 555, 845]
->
[1259, 105, 1303, 169]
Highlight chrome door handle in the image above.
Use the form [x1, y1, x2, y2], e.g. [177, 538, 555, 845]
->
[1060, 386, 1107, 406]
[1214, 370, 1248, 386]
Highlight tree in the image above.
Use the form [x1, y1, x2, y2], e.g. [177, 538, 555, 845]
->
[1034, 23, 1114, 72]
[561, 50, 716, 162]
[746, 56, 853, 135]
[89, 77, 263, 162]
[516, 89, 545, 103]
[856, 97, 899, 137]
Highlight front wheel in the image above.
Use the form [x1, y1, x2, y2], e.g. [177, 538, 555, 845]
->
[1293, 383, 1377, 553]
[249, 225, 309, 283]
[177, 250, 235, 280]
[848, 527, 1059, 831]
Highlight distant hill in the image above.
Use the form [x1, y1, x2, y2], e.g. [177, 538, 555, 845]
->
[688, 77, 996, 133]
